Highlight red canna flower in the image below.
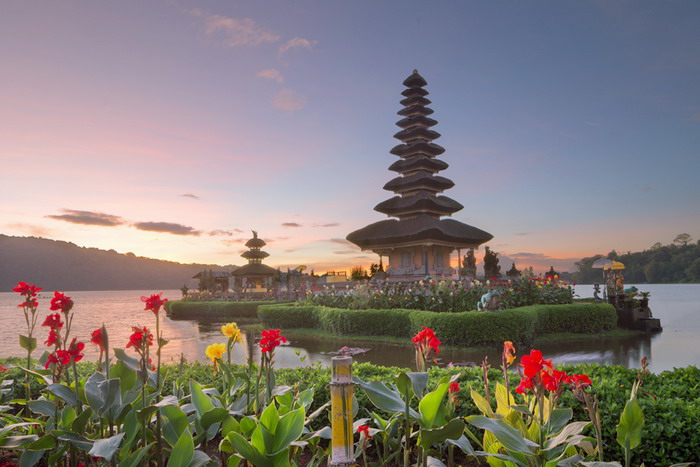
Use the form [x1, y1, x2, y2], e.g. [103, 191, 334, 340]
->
[67, 338, 85, 363]
[90, 328, 104, 350]
[141, 293, 168, 316]
[13, 281, 42, 297]
[41, 313, 64, 331]
[357, 425, 372, 439]
[449, 382, 460, 394]
[50, 291, 74, 314]
[45, 329, 59, 347]
[412, 326, 441, 354]
[565, 374, 592, 390]
[0, 364, 8, 373]
[45, 350, 72, 368]
[515, 376, 534, 394]
[520, 349, 552, 378]
[259, 329, 287, 353]
[17, 298, 39, 308]
[126, 326, 153, 350]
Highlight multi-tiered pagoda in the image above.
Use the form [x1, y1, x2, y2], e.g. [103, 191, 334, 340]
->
[347, 70, 493, 280]
[231, 231, 277, 292]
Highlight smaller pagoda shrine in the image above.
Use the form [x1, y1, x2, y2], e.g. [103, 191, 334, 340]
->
[231, 231, 277, 293]
[347, 70, 493, 280]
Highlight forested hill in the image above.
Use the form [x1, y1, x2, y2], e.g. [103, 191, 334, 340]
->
[0, 235, 237, 292]
[572, 238, 700, 284]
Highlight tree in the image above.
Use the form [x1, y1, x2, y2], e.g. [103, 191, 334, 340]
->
[350, 266, 370, 281]
[650, 242, 662, 250]
[673, 233, 693, 247]
[483, 247, 501, 279]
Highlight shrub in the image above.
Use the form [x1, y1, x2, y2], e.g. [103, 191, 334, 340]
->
[165, 300, 286, 319]
[258, 303, 617, 346]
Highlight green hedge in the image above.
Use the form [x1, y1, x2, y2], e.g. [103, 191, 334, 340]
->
[258, 303, 617, 346]
[165, 300, 288, 320]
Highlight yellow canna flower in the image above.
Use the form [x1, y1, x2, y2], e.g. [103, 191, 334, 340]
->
[205, 343, 226, 363]
[221, 322, 242, 342]
[503, 341, 516, 365]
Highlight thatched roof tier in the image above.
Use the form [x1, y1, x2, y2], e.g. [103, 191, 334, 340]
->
[388, 156, 448, 173]
[401, 87, 429, 98]
[395, 115, 438, 129]
[403, 70, 427, 87]
[390, 142, 445, 158]
[383, 171, 454, 193]
[231, 263, 277, 277]
[245, 237, 266, 248]
[375, 193, 463, 217]
[399, 96, 431, 107]
[393, 126, 441, 142]
[347, 214, 493, 250]
[241, 249, 269, 260]
[397, 105, 434, 117]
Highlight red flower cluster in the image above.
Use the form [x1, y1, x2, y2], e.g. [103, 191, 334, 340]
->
[42, 313, 64, 347]
[126, 326, 153, 350]
[141, 293, 168, 315]
[259, 329, 287, 353]
[91, 328, 104, 351]
[13, 281, 42, 308]
[50, 291, 74, 314]
[45, 338, 84, 368]
[449, 382, 460, 394]
[0, 364, 8, 373]
[357, 425, 372, 439]
[412, 326, 441, 354]
[516, 349, 592, 395]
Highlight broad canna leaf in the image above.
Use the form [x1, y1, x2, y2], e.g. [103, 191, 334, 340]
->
[354, 377, 419, 418]
[418, 382, 450, 429]
[419, 418, 465, 449]
[395, 372, 429, 399]
[117, 442, 153, 467]
[545, 408, 573, 438]
[189, 380, 215, 420]
[27, 400, 55, 418]
[227, 432, 274, 467]
[84, 373, 106, 414]
[270, 407, 305, 455]
[200, 407, 229, 431]
[89, 432, 125, 461]
[616, 399, 644, 451]
[543, 421, 590, 451]
[467, 415, 538, 454]
[168, 430, 195, 467]
[447, 434, 475, 455]
[47, 384, 79, 407]
[19, 449, 46, 467]
[19, 335, 37, 353]
[161, 405, 190, 448]
[471, 389, 493, 417]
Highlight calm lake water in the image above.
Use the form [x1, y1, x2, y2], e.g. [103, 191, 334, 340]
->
[1, 284, 698, 372]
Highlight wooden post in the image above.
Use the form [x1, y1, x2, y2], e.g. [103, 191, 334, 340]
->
[330, 356, 354, 466]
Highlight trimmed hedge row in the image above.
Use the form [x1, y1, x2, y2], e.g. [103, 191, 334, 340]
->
[257, 302, 618, 346]
[165, 300, 288, 320]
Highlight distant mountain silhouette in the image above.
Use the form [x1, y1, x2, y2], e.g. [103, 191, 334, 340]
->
[0, 235, 238, 292]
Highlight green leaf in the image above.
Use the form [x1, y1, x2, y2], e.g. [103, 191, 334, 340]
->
[546, 408, 574, 437]
[544, 421, 591, 450]
[100, 379, 122, 419]
[270, 407, 305, 455]
[161, 405, 190, 448]
[426, 457, 447, 467]
[0, 422, 41, 439]
[84, 372, 106, 414]
[89, 432, 126, 461]
[189, 450, 212, 467]
[24, 434, 55, 451]
[136, 405, 159, 424]
[354, 377, 419, 418]
[20, 449, 46, 467]
[19, 335, 37, 353]
[110, 360, 137, 392]
[396, 372, 429, 399]
[227, 432, 273, 467]
[61, 406, 76, 429]
[466, 416, 538, 454]
[420, 418, 465, 449]
[27, 400, 55, 418]
[52, 430, 94, 451]
[470, 389, 493, 417]
[189, 380, 215, 420]
[616, 399, 644, 451]
[47, 384, 79, 407]
[201, 407, 229, 431]
[446, 434, 475, 455]
[168, 429, 195, 467]
[113, 348, 141, 372]
[221, 416, 239, 438]
[71, 408, 93, 434]
[259, 402, 280, 434]
[418, 382, 450, 429]
[0, 435, 39, 449]
[118, 442, 153, 467]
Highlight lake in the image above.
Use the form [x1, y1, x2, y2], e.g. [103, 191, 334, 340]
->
[1, 284, 698, 372]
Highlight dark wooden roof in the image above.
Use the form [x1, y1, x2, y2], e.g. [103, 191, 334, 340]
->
[388, 156, 448, 173]
[231, 263, 277, 277]
[241, 250, 270, 260]
[383, 171, 454, 193]
[401, 87, 429, 98]
[399, 96, 431, 107]
[245, 237, 266, 248]
[375, 193, 463, 217]
[393, 126, 441, 142]
[403, 70, 427, 87]
[395, 115, 438, 129]
[347, 214, 493, 250]
[390, 142, 445, 158]
[397, 105, 434, 117]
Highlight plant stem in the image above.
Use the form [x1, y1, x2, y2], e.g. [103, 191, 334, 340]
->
[403, 386, 410, 467]
[72, 362, 81, 414]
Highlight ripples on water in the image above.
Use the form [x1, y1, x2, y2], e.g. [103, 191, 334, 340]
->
[1, 285, 698, 372]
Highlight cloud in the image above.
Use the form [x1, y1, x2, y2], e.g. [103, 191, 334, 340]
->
[313, 223, 339, 228]
[334, 249, 360, 255]
[278, 37, 317, 55]
[687, 112, 700, 121]
[46, 209, 124, 226]
[209, 229, 244, 236]
[190, 9, 280, 47]
[272, 88, 306, 112]
[221, 238, 247, 246]
[514, 232, 530, 236]
[180, 193, 200, 199]
[282, 222, 302, 228]
[326, 238, 353, 246]
[133, 222, 201, 236]
[7, 223, 52, 237]
[256, 69, 284, 83]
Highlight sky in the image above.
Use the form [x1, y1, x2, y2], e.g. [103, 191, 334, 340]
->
[2, 0, 699, 274]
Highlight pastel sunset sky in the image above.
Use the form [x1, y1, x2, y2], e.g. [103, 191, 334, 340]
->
[2, 1, 699, 273]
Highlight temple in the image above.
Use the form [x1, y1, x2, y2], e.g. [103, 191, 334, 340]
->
[347, 70, 493, 280]
[231, 231, 277, 292]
